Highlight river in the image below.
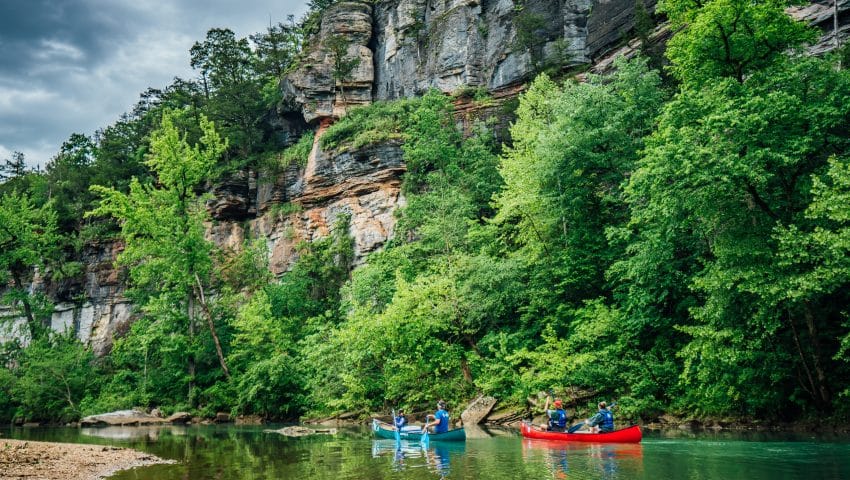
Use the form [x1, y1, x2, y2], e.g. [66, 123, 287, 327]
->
[2, 425, 849, 479]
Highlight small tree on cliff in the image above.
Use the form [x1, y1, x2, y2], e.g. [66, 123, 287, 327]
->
[324, 33, 361, 113]
[88, 110, 231, 404]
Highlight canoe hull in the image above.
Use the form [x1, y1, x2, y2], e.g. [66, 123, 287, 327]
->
[372, 419, 466, 442]
[521, 421, 642, 443]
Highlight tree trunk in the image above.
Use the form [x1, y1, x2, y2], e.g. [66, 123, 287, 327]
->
[460, 356, 474, 384]
[11, 269, 39, 340]
[803, 304, 831, 408]
[187, 291, 196, 406]
[835, 0, 841, 50]
[789, 311, 819, 402]
[193, 273, 231, 380]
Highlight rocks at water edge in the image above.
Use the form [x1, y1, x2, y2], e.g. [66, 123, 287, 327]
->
[81, 409, 200, 426]
[166, 411, 192, 424]
[80, 409, 168, 426]
[461, 395, 498, 425]
[215, 412, 232, 423]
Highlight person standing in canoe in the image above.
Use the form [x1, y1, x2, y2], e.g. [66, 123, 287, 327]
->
[586, 401, 615, 433]
[543, 394, 568, 432]
[423, 400, 450, 433]
[394, 410, 408, 431]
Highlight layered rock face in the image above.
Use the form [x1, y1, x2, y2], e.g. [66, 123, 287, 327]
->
[370, 0, 654, 99]
[288, 0, 653, 113]
[208, 138, 406, 275]
[238, 0, 656, 271]
[0, 241, 131, 355]
[789, 0, 850, 54]
[284, 2, 375, 122]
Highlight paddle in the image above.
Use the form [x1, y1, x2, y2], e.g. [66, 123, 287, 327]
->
[421, 413, 430, 446]
[392, 409, 401, 443]
[567, 422, 586, 433]
[567, 402, 617, 433]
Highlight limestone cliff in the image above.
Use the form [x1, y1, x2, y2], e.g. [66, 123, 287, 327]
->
[6, 0, 848, 354]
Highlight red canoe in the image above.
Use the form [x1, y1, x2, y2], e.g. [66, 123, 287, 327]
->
[521, 421, 642, 443]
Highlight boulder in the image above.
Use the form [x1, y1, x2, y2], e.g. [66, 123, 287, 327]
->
[166, 412, 192, 424]
[80, 409, 167, 426]
[235, 415, 264, 425]
[215, 412, 232, 423]
[460, 395, 497, 425]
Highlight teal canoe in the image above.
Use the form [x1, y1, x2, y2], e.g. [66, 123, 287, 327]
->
[371, 419, 466, 442]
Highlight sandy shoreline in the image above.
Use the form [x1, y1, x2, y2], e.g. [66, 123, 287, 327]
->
[0, 439, 173, 480]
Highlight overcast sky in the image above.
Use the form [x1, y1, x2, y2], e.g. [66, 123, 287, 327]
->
[0, 0, 308, 168]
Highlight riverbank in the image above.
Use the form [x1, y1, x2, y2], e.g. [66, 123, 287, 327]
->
[0, 439, 173, 480]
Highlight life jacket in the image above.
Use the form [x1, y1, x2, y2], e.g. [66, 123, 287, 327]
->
[549, 409, 567, 429]
[394, 415, 407, 429]
[600, 409, 614, 430]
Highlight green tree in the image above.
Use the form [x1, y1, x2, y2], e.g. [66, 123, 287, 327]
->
[662, 0, 816, 85]
[496, 58, 664, 305]
[770, 155, 850, 407]
[190, 28, 265, 159]
[88, 110, 230, 406]
[0, 191, 59, 340]
[324, 34, 361, 113]
[0, 151, 27, 181]
[45, 133, 96, 232]
[250, 16, 302, 79]
[619, 56, 850, 416]
[11, 333, 98, 422]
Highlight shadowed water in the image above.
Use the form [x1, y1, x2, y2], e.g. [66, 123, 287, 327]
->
[2, 425, 849, 479]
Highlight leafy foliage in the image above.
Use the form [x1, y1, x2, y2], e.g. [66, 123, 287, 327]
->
[0, 191, 59, 340]
[662, 0, 816, 85]
[87, 110, 230, 408]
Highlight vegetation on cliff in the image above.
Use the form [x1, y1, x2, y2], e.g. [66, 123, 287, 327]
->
[2, 0, 850, 425]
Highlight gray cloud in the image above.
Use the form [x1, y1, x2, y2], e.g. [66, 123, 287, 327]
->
[0, 0, 308, 168]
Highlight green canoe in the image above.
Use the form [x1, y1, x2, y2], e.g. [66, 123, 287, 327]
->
[371, 419, 466, 442]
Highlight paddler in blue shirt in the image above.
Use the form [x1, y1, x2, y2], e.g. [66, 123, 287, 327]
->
[423, 400, 450, 433]
[394, 410, 408, 431]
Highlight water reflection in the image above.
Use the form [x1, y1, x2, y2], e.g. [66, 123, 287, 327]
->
[522, 438, 644, 479]
[4, 425, 850, 479]
[81, 425, 187, 441]
[371, 439, 465, 478]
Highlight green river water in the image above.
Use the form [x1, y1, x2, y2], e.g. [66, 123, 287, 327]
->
[2, 425, 849, 479]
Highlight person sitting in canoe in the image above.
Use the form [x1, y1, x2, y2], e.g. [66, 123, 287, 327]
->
[394, 410, 408, 431]
[543, 394, 568, 432]
[586, 401, 615, 433]
[423, 400, 450, 433]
